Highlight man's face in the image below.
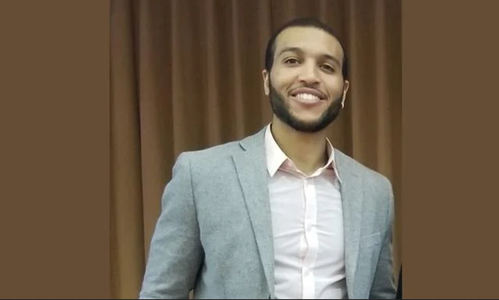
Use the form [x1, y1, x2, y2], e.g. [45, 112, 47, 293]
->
[263, 26, 349, 133]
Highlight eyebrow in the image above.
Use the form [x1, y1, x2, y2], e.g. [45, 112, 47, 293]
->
[277, 46, 341, 66]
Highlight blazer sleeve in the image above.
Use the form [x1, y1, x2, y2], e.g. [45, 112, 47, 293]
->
[139, 152, 204, 299]
[369, 179, 397, 299]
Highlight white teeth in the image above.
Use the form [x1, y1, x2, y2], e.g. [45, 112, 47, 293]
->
[295, 93, 320, 101]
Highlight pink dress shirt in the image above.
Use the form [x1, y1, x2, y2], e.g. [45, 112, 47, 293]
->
[265, 125, 347, 299]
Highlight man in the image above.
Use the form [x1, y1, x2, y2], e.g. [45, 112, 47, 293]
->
[139, 17, 396, 299]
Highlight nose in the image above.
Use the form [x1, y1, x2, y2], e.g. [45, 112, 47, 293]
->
[297, 62, 320, 85]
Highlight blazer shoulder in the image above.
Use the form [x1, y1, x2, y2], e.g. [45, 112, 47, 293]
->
[176, 128, 265, 165]
[173, 138, 244, 173]
[335, 149, 393, 191]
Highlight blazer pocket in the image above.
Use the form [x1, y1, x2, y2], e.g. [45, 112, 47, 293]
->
[359, 232, 382, 249]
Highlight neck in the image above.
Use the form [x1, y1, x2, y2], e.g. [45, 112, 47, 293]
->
[270, 118, 329, 175]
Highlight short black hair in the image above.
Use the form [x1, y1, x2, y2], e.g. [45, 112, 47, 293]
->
[264, 17, 349, 80]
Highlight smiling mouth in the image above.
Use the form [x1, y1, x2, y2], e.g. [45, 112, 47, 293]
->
[290, 87, 327, 100]
[293, 93, 321, 101]
[290, 92, 325, 104]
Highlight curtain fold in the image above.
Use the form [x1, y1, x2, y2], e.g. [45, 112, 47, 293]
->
[110, 0, 401, 298]
[110, 0, 144, 298]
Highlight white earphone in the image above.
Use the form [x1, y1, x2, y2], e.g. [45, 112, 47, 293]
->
[341, 90, 347, 108]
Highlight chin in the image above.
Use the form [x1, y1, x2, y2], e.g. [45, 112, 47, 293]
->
[290, 112, 326, 123]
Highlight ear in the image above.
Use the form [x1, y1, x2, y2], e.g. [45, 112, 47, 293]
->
[341, 80, 350, 108]
[262, 69, 270, 96]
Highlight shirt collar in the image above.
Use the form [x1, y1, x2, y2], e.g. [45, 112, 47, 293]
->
[264, 124, 342, 182]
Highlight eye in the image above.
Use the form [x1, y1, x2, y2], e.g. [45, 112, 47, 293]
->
[321, 64, 336, 72]
[284, 58, 300, 65]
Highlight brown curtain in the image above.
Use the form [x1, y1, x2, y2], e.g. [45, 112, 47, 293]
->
[110, 0, 401, 298]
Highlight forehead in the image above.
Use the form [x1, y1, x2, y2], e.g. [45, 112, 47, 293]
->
[274, 26, 344, 60]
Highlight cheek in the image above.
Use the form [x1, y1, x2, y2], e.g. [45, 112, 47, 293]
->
[271, 69, 298, 89]
[270, 83, 293, 99]
[325, 79, 346, 96]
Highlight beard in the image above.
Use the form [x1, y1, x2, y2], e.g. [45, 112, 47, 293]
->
[268, 81, 344, 133]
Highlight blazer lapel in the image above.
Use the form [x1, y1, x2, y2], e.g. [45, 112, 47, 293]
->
[232, 129, 275, 298]
[335, 150, 364, 299]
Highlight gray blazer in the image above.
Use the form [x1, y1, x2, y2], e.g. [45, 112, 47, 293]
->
[139, 127, 396, 299]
